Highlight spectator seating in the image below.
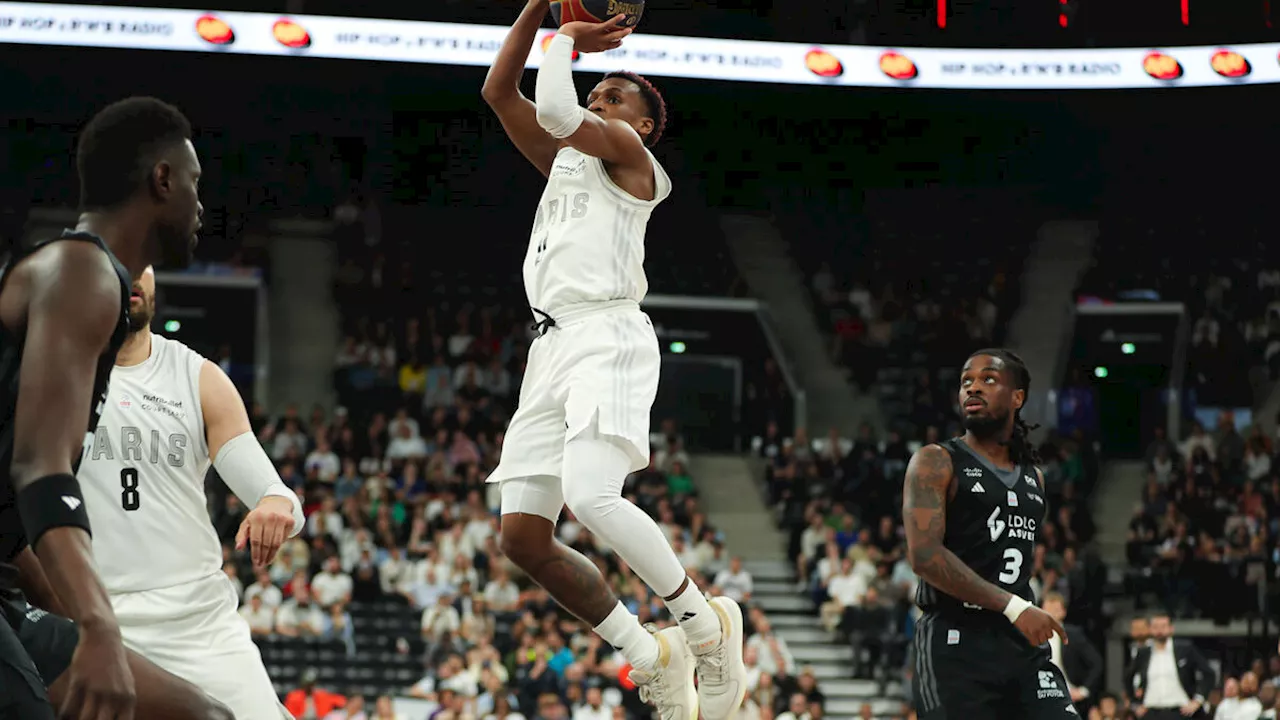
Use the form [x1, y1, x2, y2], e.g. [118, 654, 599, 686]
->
[783, 189, 1034, 439]
[1078, 213, 1278, 403]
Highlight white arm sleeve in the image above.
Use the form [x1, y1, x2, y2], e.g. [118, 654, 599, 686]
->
[535, 33, 587, 139]
[214, 431, 304, 537]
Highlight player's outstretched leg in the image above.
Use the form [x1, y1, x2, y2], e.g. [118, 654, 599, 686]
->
[559, 425, 747, 720]
[500, 478, 697, 720]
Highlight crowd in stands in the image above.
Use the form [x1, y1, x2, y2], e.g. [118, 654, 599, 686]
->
[1127, 415, 1279, 623]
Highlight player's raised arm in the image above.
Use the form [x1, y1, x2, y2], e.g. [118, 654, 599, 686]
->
[10, 242, 137, 718]
[904, 444, 1012, 612]
[536, 19, 649, 170]
[199, 360, 302, 568]
[482, 0, 563, 177]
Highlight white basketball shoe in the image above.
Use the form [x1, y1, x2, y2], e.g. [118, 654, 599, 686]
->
[629, 625, 699, 720]
[691, 596, 748, 720]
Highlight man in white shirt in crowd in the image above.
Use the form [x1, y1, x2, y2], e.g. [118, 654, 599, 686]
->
[819, 558, 867, 633]
[572, 686, 612, 720]
[483, 565, 520, 613]
[305, 437, 341, 482]
[246, 568, 284, 608]
[746, 616, 797, 679]
[421, 592, 462, 641]
[277, 586, 327, 637]
[1128, 613, 1215, 719]
[714, 556, 754, 604]
[386, 423, 428, 462]
[1216, 673, 1264, 720]
[311, 556, 354, 609]
[239, 594, 277, 637]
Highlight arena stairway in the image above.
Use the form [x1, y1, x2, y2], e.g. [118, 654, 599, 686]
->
[747, 559, 907, 720]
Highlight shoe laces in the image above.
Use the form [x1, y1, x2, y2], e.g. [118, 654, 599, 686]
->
[633, 624, 683, 720]
[696, 641, 729, 686]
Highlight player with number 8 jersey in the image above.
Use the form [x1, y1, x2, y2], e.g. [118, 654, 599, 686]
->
[77, 266, 303, 719]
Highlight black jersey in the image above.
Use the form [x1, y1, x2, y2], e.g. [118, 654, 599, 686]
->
[915, 438, 1045, 618]
[0, 231, 132, 585]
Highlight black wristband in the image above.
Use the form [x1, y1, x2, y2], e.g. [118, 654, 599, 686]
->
[15, 474, 92, 549]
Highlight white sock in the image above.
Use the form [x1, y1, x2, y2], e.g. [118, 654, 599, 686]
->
[594, 601, 661, 671]
[665, 581, 722, 652]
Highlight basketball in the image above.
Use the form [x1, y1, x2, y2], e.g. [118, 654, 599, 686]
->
[550, 0, 645, 28]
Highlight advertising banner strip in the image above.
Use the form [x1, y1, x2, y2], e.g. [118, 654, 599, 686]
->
[1, 1, 1278, 89]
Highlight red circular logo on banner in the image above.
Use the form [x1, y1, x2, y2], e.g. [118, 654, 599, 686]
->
[273, 19, 311, 49]
[879, 51, 918, 80]
[1210, 50, 1251, 78]
[195, 15, 234, 45]
[804, 49, 843, 78]
[1142, 52, 1183, 80]
[540, 33, 580, 61]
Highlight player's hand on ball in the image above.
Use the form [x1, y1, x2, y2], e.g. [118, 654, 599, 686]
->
[1013, 605, 1068, 647]
[237, 496, 295, 568]
[559, 15, 632, 53]
[62, 624, 136, 720]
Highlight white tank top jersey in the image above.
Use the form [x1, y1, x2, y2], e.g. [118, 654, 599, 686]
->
[78, 333, 220, 595]
[523, 145, 672, 315]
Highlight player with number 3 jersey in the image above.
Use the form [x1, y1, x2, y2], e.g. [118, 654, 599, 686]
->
[903, 349, 1079, 720]
[77, 266, 302, 720]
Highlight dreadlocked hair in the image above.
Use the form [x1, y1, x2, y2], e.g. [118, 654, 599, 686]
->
[967, 347, 1042, 467]
[603, 71, 667, 146]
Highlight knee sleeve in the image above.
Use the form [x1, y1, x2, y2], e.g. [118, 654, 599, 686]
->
[561, 435, 633, 524]
[561, 432, 686, 596]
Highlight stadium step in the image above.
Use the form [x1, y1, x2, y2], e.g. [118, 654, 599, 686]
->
[826, 696, 907, 718]
[820, 678, 900, 700]
[769, 613, 823, 629]
[753, 593, 813, 614]
[790, 642, 855, 663]
[743, 559, 794, 583]
[775, 626, 834, 644]
[754, 579, 802, 595]
[806, 660, 858, 681]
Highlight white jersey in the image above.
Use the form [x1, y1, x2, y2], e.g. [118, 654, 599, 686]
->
[524, 146, 672, 315]
[79, 333, 219, 594]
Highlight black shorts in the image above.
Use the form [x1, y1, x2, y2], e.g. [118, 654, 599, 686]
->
[912, 612, 1078, 720]
[0, 594, 78, 719]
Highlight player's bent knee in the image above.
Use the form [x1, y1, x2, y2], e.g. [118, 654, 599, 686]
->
[499, 513, 555, 570]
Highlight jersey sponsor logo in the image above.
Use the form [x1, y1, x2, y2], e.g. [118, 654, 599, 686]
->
[119, 394, 132, 409]
[1007, 490, 1018, 507]
[1025, 475, 1037, 487]
[987, 506, 1036, 542]
[85, 425, 189, 468]
[1036, 670, 1066, 700]
[946, 629, 960, 645]
[1028, 493, 1044, 504]
[963, 467, 983, 478]
[550, 157, 588, 177]
[970, 482, 984, 493]
[140, 392, 187, 420]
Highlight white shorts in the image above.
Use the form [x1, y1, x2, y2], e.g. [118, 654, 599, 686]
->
[488, 300, 659, 485]
[111, 572, 293, 720]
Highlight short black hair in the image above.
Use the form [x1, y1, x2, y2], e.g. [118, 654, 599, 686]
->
[76, 97, 192, 211]
[967, 347, 1041, 466]
[603, 71, 667, 147]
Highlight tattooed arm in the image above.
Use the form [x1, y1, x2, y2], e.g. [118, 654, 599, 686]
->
[903, 444, 1011, 612]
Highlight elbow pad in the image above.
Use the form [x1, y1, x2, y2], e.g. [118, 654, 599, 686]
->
[213, 432, 304, 537]
[535, 34, 587, 139]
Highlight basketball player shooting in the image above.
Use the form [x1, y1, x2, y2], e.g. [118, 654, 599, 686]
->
[0, 97, 233, 719]
[75, 264, 302, 720]
[903, 349, 1076, 719]
[481, 4, 746, 720]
